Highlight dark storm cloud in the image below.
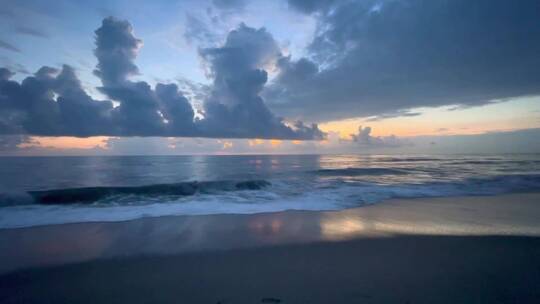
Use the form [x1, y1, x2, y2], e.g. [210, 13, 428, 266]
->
[267, 0, 540, 122]
[0, 40, 21, 53]
[15, 26, 49, 38]
[0, 17, 323, 140]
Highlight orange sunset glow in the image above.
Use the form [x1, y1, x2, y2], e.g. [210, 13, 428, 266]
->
[20, 137, 110, 150]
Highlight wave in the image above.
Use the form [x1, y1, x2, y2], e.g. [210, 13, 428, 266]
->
[27, 180, 271, 205]
[375, 157, 445, 162]
[451, 160, 540, 165]
[1, 174, 540, 228]
[391, 174, 540, 198]
[0, 191, 34, 206]
[374, 158, 540, 165]
[464, 174, 540, 191]
[315, 167, 409, 176]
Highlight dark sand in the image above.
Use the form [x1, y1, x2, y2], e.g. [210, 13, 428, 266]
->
[1, 193, 540, 303]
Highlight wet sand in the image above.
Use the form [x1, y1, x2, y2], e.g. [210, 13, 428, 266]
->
[1, 193, 540, 303]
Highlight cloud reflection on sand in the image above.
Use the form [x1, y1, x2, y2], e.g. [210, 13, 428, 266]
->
[2, 193, 540, 273]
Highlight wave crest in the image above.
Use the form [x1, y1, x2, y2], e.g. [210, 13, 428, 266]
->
[28, 180, 271, 205]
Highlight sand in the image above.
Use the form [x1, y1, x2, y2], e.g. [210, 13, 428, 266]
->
[1, 192, 540, 303]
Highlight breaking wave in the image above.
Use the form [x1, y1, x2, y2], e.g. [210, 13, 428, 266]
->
[26, 180, 271, 205]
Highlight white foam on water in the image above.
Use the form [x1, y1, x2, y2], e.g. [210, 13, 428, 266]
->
[0, 188, 360, 229]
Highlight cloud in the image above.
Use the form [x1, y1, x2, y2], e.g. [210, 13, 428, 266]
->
[0, 64, 116, 136]
[183, 14, 220, 46]
[15, 26, 49, 38]
[197, 23, 324, 139]
[212, 0, 247, 11]
[0, 135, 35, 151]
[0, 40, 21, 53]
[0, 8, 15, 18]
[92, 17, 181, 136]
[0, 68, 13, 80]
[287, 0, 336, 14]
[364, 110, 421, 122]
[4, 126, 539, 156]
[93, 17, 142, 87]
[183, 0, 250, 48]
[0, 60, 29, 75]
[349, 126, 407, 148]
[0, 17, 323, 140]
[406, 128, 540, 154]
[267, 0, 540, 122]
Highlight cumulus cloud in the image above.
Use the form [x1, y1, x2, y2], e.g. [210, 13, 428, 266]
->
[197, 23, 324, 139]
[349, 126, 407, 148]
[267, 0, 540, 122]
[103, 125, 408, 155]
[0, 64, 115, 136]
[0, 17, 323, 140]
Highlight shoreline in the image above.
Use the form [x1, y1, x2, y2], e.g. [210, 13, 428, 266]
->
[3, 190, 540, 231]
[1, 192, 540, 274]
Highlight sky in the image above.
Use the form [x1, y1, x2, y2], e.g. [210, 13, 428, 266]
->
[0, 0, 539, 155]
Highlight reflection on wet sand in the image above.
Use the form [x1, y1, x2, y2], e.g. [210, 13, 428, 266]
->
[321, 192, 540, 238]
[248, 217, 283, 235]
[321, 216, 369, 239]
[1, 192, 540, 274]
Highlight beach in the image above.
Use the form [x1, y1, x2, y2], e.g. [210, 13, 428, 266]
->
[2, 0, 540, 300]
[1, 192, 540, 303]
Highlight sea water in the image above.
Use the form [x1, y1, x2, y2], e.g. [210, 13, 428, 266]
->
[0, 154, 539, 228]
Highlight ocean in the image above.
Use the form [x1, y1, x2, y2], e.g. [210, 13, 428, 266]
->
[1, 154, 539, 228]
